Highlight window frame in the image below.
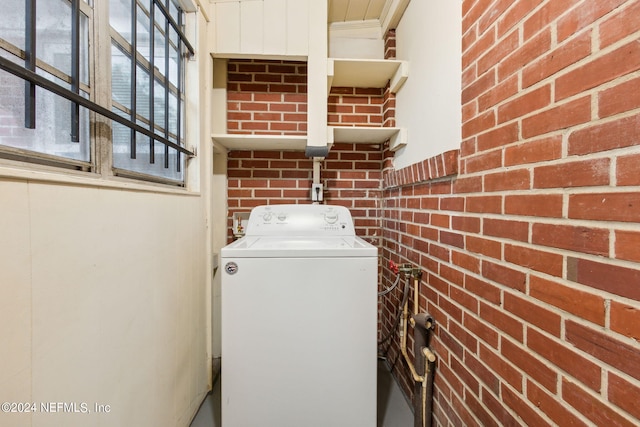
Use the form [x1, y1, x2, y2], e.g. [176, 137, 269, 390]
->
[0, 0, 195, 187]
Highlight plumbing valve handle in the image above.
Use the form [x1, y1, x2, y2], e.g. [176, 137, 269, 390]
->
[389, 260, 399, 275]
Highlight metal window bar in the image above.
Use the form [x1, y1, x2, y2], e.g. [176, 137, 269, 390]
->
[116, 0, 189, 169]
[0, 56, 193, 156]
[71, 0, 80, 142]
[153, 0, 194, 57]
[176, 10, 183, 173]
[25, 0, 36, 129]
[149, 0, 155, 164]
[164, 3, 170, 170]
[130, 0, 138, 159]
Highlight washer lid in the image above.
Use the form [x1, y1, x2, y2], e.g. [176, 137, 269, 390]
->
[221, 236, 377, 258]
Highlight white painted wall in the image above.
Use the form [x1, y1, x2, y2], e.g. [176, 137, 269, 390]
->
[0, 183, 209, 427]
[329, 21, 385, 59]
[0, 9, 214, 427]
[393, 0, 462, 170]
[211, 0, 309, 57]
[307, 0, 328, 152]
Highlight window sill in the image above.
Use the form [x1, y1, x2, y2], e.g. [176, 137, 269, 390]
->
[0, 162, 199, 196]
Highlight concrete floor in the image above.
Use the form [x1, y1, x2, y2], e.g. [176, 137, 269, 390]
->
[190, 361, 413, 426]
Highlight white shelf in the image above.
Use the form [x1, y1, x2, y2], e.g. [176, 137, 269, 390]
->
[327, 58, 409, 92]
[211, 134, 307, 151]
[328, 126, 407, 151]
[212, 128, 407, 153]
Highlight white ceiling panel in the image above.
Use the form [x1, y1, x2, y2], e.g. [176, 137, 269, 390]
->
[328, 0, 350, 22]
[345, 0, 370, 21]
[329, 0, 388, 23]
[364, 0, 385, 20]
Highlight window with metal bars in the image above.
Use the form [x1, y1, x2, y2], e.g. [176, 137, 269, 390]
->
[0, 0, 194, 186]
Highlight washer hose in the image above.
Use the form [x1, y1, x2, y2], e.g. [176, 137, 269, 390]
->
[378, 273, 401, 296]
[378, 272, 411, 349]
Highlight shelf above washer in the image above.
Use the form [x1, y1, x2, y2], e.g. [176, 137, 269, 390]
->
[328, 126, 407, 151]
[327, 58, 409, 93]
[211, 134, 307, 151]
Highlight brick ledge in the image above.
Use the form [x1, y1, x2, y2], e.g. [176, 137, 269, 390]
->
[383, 149, 459, 188]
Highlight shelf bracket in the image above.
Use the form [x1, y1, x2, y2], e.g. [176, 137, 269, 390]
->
[390, 61, 409, 93]
[389, 128, 408, 151]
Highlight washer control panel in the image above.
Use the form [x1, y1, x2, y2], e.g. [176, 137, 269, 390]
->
[245, 204, 356, 236]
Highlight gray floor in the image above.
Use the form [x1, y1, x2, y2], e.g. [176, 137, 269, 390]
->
[190, 361, 413, 427]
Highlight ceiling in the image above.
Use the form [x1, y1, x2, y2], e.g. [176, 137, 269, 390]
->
[328, 0, 388, 23]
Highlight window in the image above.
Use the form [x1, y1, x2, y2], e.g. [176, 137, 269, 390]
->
[0, 0, 194, 185]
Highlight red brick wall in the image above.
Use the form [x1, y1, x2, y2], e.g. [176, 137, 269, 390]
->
[379, 1, 640, 426]
[328, 87, 384, 127]
[226, 59, 387, 244]
[227, 144, 383, 244]
[224, 7, 640, 423]
[227, 59, 307, 135]
[384, 30, 397, 127]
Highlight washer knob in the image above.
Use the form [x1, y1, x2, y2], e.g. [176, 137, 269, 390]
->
[324, 212, 338, 224]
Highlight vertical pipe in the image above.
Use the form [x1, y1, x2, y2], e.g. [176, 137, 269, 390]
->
[413, 315, 426, 427]
[413, 313, 435, 427]
[413, 274, 419, 315]
[312, 158, 321, 184]
[423, 355, 436, 427]
[24, 0, 36, 129]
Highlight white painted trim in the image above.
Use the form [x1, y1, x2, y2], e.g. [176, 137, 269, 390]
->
[390, 60, 409, 92]
[210, 52, 308, 61]
[177, 0, 198, 13]
[307, 0, 328, 150]
[195, 0, 210, 22]
[0, 163, 200, 195]
[389, 128, 407, 151]
[380, 0, 411, 33]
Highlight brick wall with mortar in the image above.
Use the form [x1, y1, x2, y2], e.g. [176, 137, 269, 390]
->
[378, 1, 640, 426]
[328, 87, 384, 127]
[227, 59, 308, 135]
[226, 144, 383, 245]
[226, 43, 397, 353]
[225, 7, 640, 423]
[225, 58, 386, 244]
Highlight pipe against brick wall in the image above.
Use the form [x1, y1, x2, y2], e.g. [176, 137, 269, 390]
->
[312, 158, 322, 184]
[398, 271, 436, 427]
[413, 313, 435, 427]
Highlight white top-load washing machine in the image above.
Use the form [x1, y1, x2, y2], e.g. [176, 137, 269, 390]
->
[221, 204, 378, 427]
